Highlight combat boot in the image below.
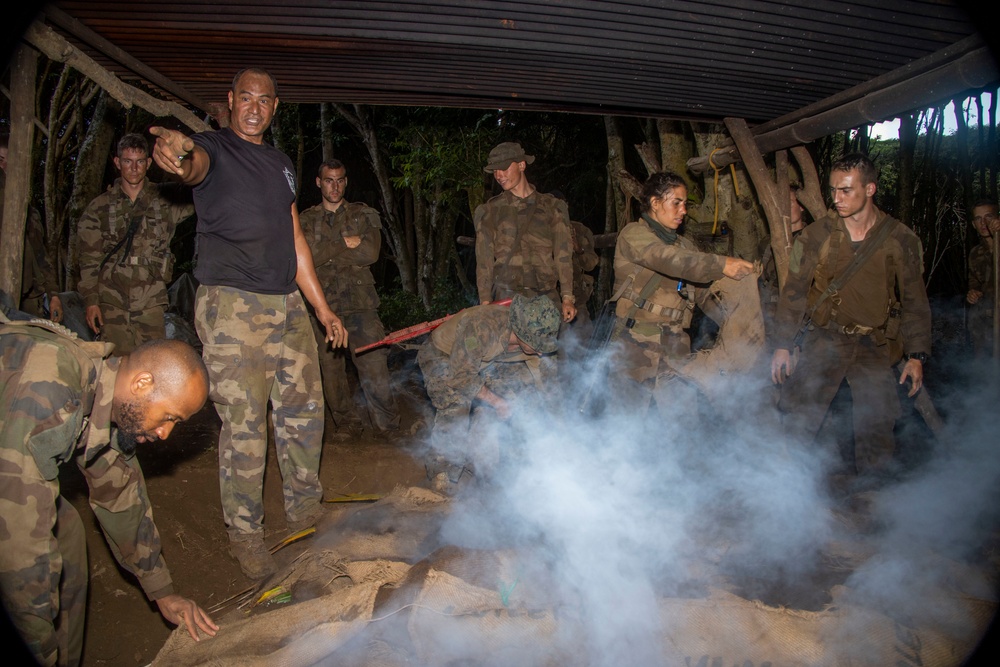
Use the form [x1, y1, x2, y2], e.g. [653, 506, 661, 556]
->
[229, 532, 276, 580]
[287, 503, 328, 533]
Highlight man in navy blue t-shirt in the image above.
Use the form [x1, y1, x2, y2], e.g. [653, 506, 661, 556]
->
[151, 69, 347, 580]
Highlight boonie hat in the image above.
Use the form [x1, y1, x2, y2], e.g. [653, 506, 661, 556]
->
[483, 142, 535, 173]
[508, 294, 560, 354]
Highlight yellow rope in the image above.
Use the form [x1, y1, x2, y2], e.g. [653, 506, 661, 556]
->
[708, 147, 741, 236]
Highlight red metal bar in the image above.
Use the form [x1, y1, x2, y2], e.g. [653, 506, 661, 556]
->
[355, 298, 512, 354]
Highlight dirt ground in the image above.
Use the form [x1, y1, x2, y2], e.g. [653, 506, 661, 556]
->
[59, 358, 431, 667]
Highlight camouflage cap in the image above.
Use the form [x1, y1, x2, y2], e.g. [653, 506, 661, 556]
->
[508, 294, 560, 354]
[483, 142, 535, 173]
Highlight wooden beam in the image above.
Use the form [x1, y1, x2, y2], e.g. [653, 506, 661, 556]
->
[790, 146, 827, 223]
[688, 45, 999, 174]
[43, 5, 213, 114]
[0, 44, 37, 303]
[23, 21, 209, 134]
[724, 117, 791, 290]
[0, 84, 50, 138]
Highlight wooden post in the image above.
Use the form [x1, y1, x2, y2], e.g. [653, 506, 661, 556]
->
[723, 117, 792, 289]
[0, 44, 37, 304]
[790, 146, 827, 222]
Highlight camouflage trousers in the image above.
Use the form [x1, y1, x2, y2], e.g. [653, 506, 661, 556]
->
[98, 300, 165, 354]
[0, 479, 87, 667]
[97, 271, 168, 353]
[608, 328, 701, 442]
[778, 328, 899, 474]
[311, 310, 400, 433]
[195, 285, 325, 538]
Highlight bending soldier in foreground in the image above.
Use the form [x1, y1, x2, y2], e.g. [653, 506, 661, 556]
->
[78, 133, 193, 352]
[0, 319, 217, 666]
[150, 68, 347, 580]
[299, 160, 401, 438]
[417, 295, 561, 490]
[771, 153, 932, 477]
[611, 171, 754, 432]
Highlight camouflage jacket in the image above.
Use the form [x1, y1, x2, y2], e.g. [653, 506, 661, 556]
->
[571, 221, 599, 306]
[613, 217, 727, 336]
[299, 201, 382, 313]
[431, 304, 530, 375]
[78, 178, 193, 310]
[0, 319, 174, 600]
[474, 190, 574, 303]
[774, 209, 932, 354]
[968, 241, 994, 299]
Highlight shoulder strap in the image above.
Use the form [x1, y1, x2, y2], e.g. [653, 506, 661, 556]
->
[804, 214, 897, 322]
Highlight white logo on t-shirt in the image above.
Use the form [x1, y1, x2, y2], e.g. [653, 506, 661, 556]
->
[283, 167, 296, 194]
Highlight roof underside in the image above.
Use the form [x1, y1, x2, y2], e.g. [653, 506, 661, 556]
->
[42, 0, 997, 124]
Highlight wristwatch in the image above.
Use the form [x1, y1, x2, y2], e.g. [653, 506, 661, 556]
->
[904, 352, 929, 363]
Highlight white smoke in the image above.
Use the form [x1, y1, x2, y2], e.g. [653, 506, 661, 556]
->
[418, 331, 1000, 666]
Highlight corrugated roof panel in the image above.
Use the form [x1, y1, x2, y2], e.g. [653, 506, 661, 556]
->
[47, 0, 991, 123]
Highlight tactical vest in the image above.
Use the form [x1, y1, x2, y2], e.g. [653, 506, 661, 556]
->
[616, 264, 695, 332]
[103, 191, 173, 279]
[807, 221, 902, 345]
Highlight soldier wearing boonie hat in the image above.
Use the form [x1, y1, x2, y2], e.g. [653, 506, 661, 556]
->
[474, 141, 577, 325]
[482, 142, 535, 173]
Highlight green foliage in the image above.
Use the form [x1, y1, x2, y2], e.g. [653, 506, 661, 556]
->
[377, 278, 430, 332]
[390, 109, 498, 199]
[426, 276, 475, 319]
[377, 276, 474, 332]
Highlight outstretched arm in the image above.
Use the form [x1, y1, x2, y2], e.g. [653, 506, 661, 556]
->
[149, 127, 211, 186]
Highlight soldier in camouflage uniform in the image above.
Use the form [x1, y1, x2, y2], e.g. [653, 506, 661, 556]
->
[150, 69, 348, 580]
[299, 160, 400, 437]
[611, 172, 754, 431]
[772, 154, 932, 476]
[78, 133, 193, 353]
[475, 142, 577, 323]
[417, 295, 561, 486]
[966, 199, 998, 357]
[0, 133, 63, 322]
[0, 317, 218, 666]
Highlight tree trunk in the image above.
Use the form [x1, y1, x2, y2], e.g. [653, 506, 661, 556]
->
[320, 102, 335, 162]
[988, 87, 999, 203]
[691, 123, 734, 226]
[724, 118, 791, 283]
[658, 118, 695, 194]
[898, 113, 918, 233]
[599, 115, 627, 304]
[952, 95, 972, 212]
[66, 91, 120, 290]
[331, 103, 416, 294]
